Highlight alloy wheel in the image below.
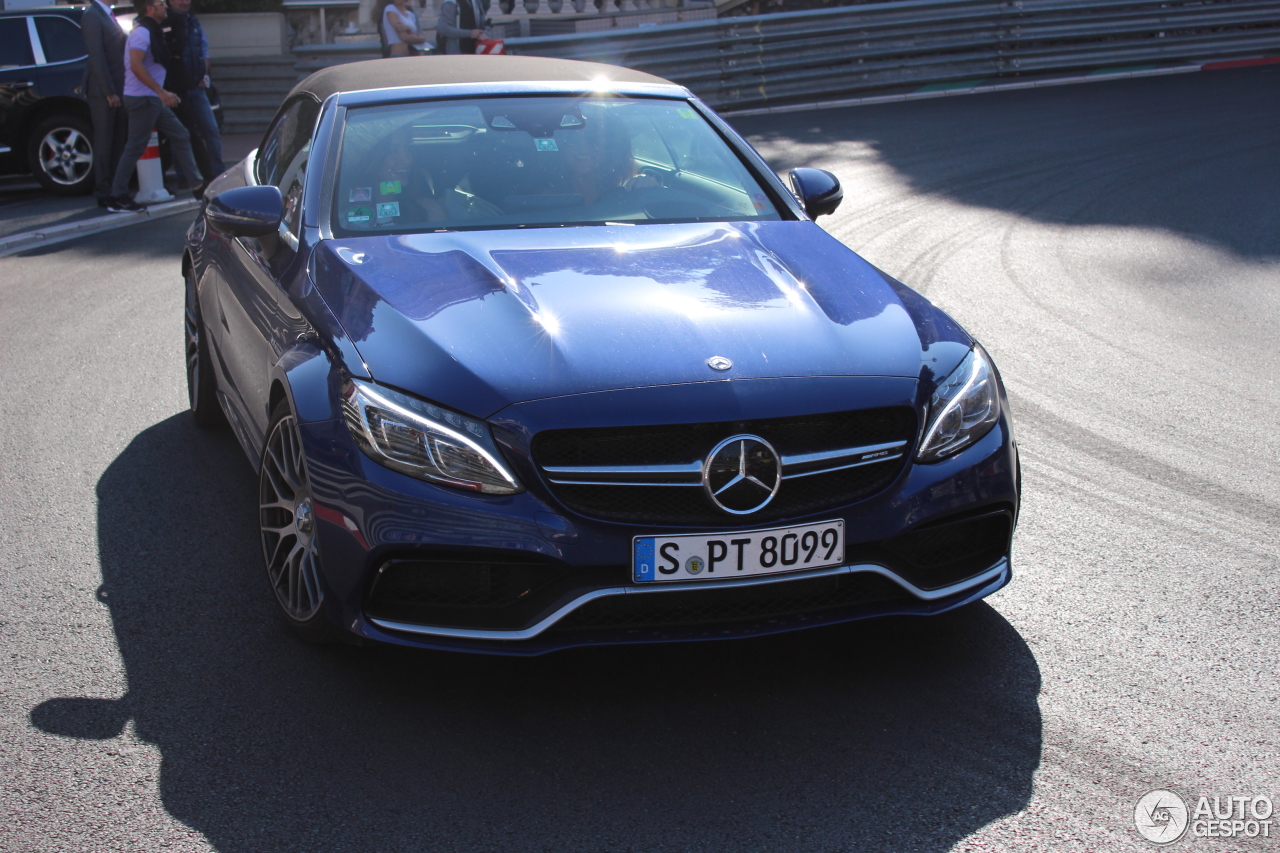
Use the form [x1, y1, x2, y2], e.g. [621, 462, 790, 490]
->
[38, 126, 93, 187]
[259, 414, 324, 621]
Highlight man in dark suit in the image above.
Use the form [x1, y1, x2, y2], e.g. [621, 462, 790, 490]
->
[81, 0, 128, 208]
[437, 0, 489, 55]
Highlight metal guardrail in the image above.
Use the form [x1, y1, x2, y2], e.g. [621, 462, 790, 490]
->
[502, 0, 1280, 109]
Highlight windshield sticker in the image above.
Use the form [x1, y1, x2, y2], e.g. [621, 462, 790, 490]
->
[535, 138, 558, 152]
[346, 206, 372, 223]
[677, 108, 697, 119]
[751, 192, 770, 210]
[349, 186, 372, 202]
[379, 180, 402, 195]
[376, 201, 400, 219]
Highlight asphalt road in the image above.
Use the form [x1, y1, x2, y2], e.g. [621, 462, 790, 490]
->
[0, 134, 258, 244]
[1, 66, 1277, 853]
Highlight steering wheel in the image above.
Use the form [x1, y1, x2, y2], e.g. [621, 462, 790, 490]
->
[627, 166, 666, 190]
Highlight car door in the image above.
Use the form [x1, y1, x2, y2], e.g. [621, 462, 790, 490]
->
[0, 15, 39, 168]
[217, 94, 321, 447]
[30, 13, 87, 98]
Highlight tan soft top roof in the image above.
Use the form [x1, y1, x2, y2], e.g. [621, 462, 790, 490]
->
[290, 55, 676, 104]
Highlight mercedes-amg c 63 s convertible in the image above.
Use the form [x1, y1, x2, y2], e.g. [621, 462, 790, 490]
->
[183, 55, 1019, 654]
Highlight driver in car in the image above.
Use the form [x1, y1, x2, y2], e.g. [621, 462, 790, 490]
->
[558, 114, 658, 205]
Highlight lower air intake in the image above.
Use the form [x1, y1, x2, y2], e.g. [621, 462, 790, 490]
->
[880, 509, 1012, 591]
[549, 571, 909, 633]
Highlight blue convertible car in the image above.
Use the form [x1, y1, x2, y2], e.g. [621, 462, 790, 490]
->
[184, 56, 1019, 654]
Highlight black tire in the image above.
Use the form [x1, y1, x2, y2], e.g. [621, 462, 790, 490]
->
[184, 266, 225, 428]
[259, 401, 345, 644]
[28, 114, 95, 196]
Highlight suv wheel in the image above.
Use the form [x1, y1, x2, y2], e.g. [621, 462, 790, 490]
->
[29, 114, 94, 196]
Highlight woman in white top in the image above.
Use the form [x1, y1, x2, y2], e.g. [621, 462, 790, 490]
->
[381, 0, 427, 57]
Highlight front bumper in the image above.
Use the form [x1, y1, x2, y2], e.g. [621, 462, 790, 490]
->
[296, 412, 1018, 656]
[365, 557, 1011, 654]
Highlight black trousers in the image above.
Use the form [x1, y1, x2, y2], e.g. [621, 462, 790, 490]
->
[87, 94, 128, 202]
[172, 93, 216, 184]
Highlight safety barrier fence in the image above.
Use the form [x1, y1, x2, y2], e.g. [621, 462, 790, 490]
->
[491, 0, 1280, 109]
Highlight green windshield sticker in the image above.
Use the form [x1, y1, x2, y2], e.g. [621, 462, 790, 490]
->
[346, 206, 372, 223]
[677, 108, 697, 119]
[379, 180, 402, 195]
[535, 138, 558, 152]
[376, 201, 400, 219]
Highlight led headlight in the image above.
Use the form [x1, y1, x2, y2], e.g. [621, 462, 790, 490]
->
[917, 346, 1002, 463]
[341, 379, 522, 495]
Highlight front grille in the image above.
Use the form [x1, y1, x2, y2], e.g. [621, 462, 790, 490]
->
[549, 571, 909, 633]
[533, 407, 916, 526]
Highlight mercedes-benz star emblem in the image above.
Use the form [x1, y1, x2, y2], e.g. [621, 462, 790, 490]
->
[707, 356, 733, 371]
[703, 434, 781, 515]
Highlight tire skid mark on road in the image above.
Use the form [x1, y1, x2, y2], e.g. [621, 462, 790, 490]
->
[1012, 395, 1280, 558]
[1021, 453, 1279, 569]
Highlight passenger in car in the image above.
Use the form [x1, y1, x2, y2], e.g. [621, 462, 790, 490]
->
[347, 125, 508, 228]
[369, 126, 446, 225]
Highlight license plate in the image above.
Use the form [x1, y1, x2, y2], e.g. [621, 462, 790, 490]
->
[633, 520, 845, 583]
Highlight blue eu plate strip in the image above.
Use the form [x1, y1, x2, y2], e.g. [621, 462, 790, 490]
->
[634, 538, 656, 582]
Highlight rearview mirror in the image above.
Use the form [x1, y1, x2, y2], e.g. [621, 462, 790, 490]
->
[206, 185, 284, 238]
[788, 168, 843, 219]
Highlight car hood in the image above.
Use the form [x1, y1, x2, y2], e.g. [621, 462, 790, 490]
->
[312, 221, 972, 418]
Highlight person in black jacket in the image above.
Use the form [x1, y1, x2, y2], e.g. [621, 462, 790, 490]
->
[165, 0, 223, 179]
[81, 0, 129, 207]
[437, 0, 489, 55]
[160, 0, 214, 184]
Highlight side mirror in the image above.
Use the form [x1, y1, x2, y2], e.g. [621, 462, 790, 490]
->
[206, 185, 284, 238]
[788, 168, 843, 219]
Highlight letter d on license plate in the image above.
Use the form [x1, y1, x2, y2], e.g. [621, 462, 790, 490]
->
[633, 520, 845, 583]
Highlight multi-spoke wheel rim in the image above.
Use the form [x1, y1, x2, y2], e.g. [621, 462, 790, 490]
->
[184, 276, 201, 409]
[260, 415, 324, 621]
[39, 127, 93, 186]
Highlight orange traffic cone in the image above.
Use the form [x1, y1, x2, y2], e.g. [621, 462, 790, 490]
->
[134, 129, 173, 204]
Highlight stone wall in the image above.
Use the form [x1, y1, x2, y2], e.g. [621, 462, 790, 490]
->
[201, 12, 290, 57]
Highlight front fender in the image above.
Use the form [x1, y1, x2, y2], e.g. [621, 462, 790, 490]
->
[271, 343, 343, 425]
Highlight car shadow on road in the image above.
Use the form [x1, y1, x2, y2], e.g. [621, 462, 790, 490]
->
[734, 66, 1280, 262]
[33, 413, 1041, 852]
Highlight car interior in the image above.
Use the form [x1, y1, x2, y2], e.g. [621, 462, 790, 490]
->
[333, 96, 783, 233]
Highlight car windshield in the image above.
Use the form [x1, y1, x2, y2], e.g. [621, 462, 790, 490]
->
[331, 96, 786, 234]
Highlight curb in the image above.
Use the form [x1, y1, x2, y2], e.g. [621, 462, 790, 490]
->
[722, 55, 1280, 117]
[0, 197, 200, 258]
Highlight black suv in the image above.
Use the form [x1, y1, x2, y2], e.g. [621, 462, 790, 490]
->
[0, 5, 97, 195]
